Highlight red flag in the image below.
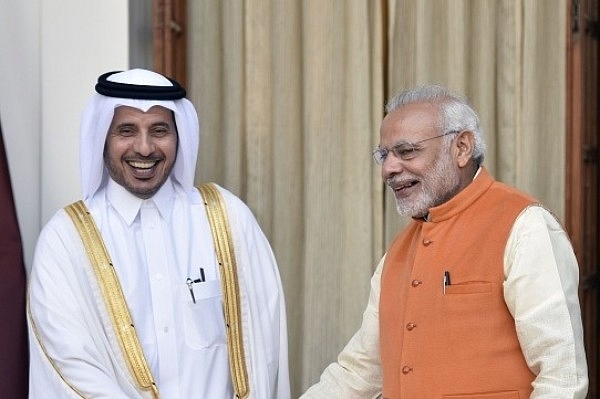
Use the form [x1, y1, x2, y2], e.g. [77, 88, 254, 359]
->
[0, 117, 29, 397]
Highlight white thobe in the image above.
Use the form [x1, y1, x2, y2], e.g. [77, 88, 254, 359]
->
[28, 178, 290, 398]
[301, 205, 588, 398]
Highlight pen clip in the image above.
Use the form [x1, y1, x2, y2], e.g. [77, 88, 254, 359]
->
[186, 268, 207, 304]
[186, 277, 196, 303]
[443, 271, 451, 295]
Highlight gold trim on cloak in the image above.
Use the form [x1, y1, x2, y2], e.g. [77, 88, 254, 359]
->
[65, 200, 160, 399]
[64, 183, 249, 398]
[198, 183, 249, 399]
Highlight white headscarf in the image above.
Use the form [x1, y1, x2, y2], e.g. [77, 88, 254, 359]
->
[79, 69, 199, 200]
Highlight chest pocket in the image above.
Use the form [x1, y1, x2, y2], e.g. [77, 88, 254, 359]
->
[444, 281, 492, 295]
[181, 280, 227, 349]
[442, 390, 520, 398]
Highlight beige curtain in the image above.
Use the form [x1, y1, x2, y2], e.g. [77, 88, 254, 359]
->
[187, 1, 566, 396]
[386, 0, 567, 240]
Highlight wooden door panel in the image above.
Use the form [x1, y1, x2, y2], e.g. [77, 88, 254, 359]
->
[567, 1, 599, 397]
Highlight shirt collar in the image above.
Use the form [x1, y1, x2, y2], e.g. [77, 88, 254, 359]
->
[106, 177, 175, 225]
[423, 166, 491, 223]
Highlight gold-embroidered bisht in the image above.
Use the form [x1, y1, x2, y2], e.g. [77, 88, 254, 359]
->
[59, 183, 249, 398]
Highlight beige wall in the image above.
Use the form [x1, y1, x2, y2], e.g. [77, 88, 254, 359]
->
[0, 1, 129, 271]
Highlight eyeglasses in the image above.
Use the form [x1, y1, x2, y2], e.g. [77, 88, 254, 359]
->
[372, 130, 459, 165]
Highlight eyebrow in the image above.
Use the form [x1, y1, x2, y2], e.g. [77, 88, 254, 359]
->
[114, 121, 172, 130]
[379, 139, 417, 149]
[150, 122, 172, 129]
[113, 122, 136, 130]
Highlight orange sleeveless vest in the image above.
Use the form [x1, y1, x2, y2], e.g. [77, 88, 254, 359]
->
[380, 168, 537, 398]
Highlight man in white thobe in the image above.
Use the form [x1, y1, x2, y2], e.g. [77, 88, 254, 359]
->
[28, 69, 290, 399]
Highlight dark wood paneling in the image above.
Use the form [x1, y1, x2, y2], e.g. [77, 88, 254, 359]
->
[153, 0, 187, 87]
[567, 1, 599, 397]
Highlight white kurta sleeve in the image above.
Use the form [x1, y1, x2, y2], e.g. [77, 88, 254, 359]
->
[300, 257, 384, 399]
[503, 206, 588, 398]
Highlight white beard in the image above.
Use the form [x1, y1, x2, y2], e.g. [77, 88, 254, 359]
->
[395, 149, 461, 218]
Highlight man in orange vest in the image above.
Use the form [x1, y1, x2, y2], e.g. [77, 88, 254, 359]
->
[302, 85, 588, 398]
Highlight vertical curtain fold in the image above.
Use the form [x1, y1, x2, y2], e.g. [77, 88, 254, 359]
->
[189, 2, 383, 395]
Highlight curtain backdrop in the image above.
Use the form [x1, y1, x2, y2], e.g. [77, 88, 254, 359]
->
[187, 1, 566, 396]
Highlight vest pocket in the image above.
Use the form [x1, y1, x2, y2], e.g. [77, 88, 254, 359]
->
[181, 280, 227, 349]
[444, 281, 492, 295]
[442, 390, 520, 398]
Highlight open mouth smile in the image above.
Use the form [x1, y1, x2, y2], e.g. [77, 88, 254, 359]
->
[127, 160, 160, 178]
[128, 160, 158, 169]
[389, 179, 421, 199]
[392, 179, 419, 192]
[395, 180, 418, 190]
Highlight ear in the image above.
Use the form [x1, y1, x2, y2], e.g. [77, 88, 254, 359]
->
[454, 130, 475, 168]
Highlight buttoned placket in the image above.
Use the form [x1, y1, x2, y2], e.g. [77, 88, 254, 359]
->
[140, 200, 179, 395]
[402, 228, 436, 381]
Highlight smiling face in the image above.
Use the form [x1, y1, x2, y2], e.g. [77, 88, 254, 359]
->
[379, 102, 467, 218]
[104, 105, 178, 199]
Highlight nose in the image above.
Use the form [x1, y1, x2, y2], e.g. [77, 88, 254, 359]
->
[381, 154, 403, 181]
[133, 133, 155, 156]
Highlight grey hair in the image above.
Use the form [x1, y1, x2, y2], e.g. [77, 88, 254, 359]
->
[385, 85, 486, 165]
